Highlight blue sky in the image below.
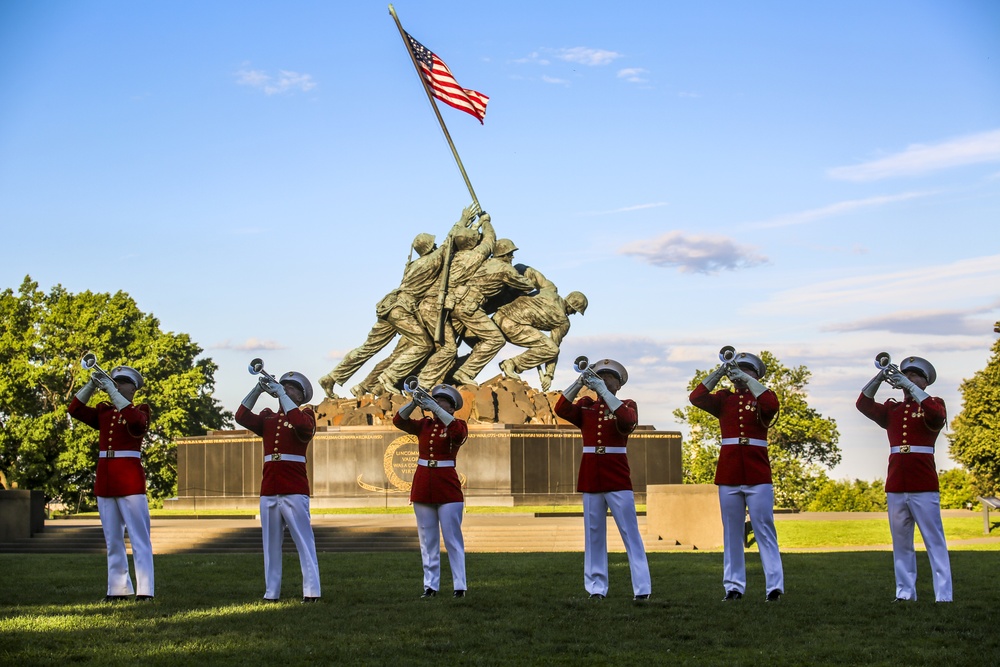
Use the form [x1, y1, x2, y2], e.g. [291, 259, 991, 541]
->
[2, 1, 998, 481]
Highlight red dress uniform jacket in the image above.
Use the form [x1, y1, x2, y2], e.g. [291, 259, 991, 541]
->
[393, 413, 468, 504]
[554, 395, 638, 493]
[689, 384, 780, 486]
[856, 393, 946, 493]
[68, 398, 150, 497]
[236, 405, 316, 496]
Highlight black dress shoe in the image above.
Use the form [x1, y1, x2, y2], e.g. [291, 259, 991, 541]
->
[633, 594, 650, 601]
[722, 590, 743, 601]
[766, 590, 782, 602]
[589, 593, 606, 600]
[420, 588, 438, 598]
[453, 590, 466, 598]
[135, 595, 154, 602]
[301, 597, 320, 604]
[261, 597, 280, 603]
[891, 597, 911, 603]
[104, 595, 131, 603]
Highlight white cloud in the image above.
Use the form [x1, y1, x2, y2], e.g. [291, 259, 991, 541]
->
[618, 231, 768, 274]
[555, 47, 622, 66]
[584, 202, 668, 216]
[212, 338, 286, 351]
[823, 303, 1000, 336]
[763, 255, 1000, 313]
[828, 129, 1000, 181]
[753, 191, 931, 229]
[236, 67, 317, 95]
[617, 67, 648, 83]
[541, 75, 570, 86]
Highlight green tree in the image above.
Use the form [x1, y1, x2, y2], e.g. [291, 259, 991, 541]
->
[673, 350, 841, 509]
[947, 323, 1000, 496]
[937, 467, 979, 510]
[806, 478, 887, 512]
[0, 277, 232, 508]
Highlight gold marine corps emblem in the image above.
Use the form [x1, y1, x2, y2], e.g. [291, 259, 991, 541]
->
[356, 435, 466, 493]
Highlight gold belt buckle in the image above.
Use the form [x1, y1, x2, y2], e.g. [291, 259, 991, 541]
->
[596, 446, 606, 455]
[428, 460, 438, 468]
[106, 450, 115, 458]
[899, 445, 910, 454]
[272, 452, 282, 461]
[738, 437, 749, 445]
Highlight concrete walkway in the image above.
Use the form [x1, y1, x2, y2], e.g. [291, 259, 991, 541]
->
[2, 511, 996, 555]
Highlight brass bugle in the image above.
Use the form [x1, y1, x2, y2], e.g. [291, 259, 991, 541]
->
[572, 356, 590, 373]
[874, 352, 902, 387]
[402, 375, 431, 402]
[248, 357, 280, 385]
[81, 353, 116, 386]
[719, 346, 737, 364]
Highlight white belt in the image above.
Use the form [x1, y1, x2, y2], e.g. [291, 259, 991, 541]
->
[721, 438, 768, 447]
[582, 446, 627, 454]
[417, 458, 455, 468]
[99, 450, 141, 459]
[264, 454, 307, 463]
[890, 446, 934, 455]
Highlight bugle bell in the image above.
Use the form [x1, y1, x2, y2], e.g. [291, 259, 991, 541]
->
[874, 352, 902, 388]
[81, 353, 116, 386]
[719, 346, 736, 364]
[248, 357, 280, 386]
[572, 356, 590, 373]
[402, 375, 431, 403]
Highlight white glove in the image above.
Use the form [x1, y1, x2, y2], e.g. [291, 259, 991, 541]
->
[729, 367, 769, 398]
[582, 373, 604, 391]
[890, 373, 930, 403]
[93, 372, 115, 394]
[75, 377, 99, 404]
[427, 401, 455, 426]
[398, 400, 418, 419]
[260, 378, 280, 397]
[241, 383, 264, 409]
[702, 365, 729, 391]
[105, 385, 132, 411]
[561, 376, 584, 401]
[273, 383, 298, 413]
[861, 372, 884, 399]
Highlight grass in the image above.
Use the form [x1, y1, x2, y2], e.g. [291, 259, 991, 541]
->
[764, 518, 1000, 549]
[0, 551, 997, 666]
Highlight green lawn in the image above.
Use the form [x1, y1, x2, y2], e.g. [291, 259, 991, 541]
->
[0, 551, 996, 666]
[768, 517, 999, 549]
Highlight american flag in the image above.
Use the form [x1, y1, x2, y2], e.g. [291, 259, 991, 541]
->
[406, 32, 489, 124]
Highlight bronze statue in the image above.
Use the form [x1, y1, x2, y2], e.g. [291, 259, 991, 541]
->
[323, 204, 589, 398]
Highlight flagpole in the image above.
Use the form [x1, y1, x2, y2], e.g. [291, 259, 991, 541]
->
[388, 4, 480, 208]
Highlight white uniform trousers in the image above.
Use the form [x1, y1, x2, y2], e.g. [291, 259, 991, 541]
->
[719, 484, 784, 597]
[260, 494, 321, 600]
[887, 491, 953, 602]
[98, 495, 154, 597]
[413, 502, 466, 592]
[583, 491, 651, 597]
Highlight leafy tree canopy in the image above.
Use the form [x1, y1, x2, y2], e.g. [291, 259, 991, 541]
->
[948, 324, 1000, 496]
[0, 277, 231, 508]
[672, 350, 841, 509]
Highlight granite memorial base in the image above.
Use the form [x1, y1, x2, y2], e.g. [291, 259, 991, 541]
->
[0, 490, 47, 541]
[646, 483, 723, 549]
[167, 424, 682, 510]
